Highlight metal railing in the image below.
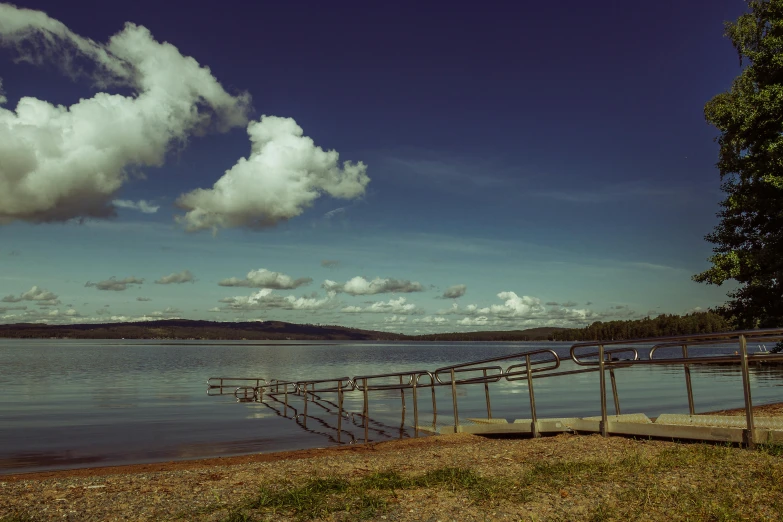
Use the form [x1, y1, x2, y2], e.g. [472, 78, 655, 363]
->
[207, 327, 783, 447]
[570, 328, 783, 445]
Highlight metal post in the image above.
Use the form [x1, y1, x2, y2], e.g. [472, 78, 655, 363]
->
[284, 386, 289, 417]
[483, 368, 492, 419]
[337, 380, 343, 444]
[526, 355, 539, 437]
[363, 378, 369, 443]
[598, 344, 608, 437]
[431, 379, 437, 430]
[412, 377, 419, 438]
[451, 368, 459, 432]
[609, 365, 621, 415]
[399, 375, 406, 414]
[302, 383, 308, 429]
[739, 335, 756, 448]
[682, 345, 695, 415]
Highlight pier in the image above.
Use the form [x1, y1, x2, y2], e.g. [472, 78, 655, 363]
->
[207, 328, 783, 448]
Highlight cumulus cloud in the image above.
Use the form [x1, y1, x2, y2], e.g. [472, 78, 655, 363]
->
[218, 268, 311, 289]
[457, 316, 491, 327]
[413, 316, 449, 325]
[0, 3, 250, 224]
[175, 116, 369, 232]
[155, 269, 195, 284]
[441, 284, 466, 299]
[340, 297, 422, 315]
[2, 285, 58, 303]
[218, 288, 333, 312]
[0, 77, 6, 105]
[321, 259, 339, 269]
[562, 301, 578, 307]
[113, 199, 159, 214]
[85, 276, 144, 291]
[384, 315, 408, 324]
[322, 276, 423, 296]
[438, 291, 604, 328]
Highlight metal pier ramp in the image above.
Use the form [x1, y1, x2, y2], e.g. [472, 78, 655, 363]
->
[435, 413, 783, 444]
[208, 328, 783, 448]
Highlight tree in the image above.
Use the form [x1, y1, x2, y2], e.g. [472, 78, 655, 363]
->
[694, 0, 783, 331]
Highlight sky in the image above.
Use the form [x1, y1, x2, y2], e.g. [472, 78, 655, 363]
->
[0, 0, 750, 333]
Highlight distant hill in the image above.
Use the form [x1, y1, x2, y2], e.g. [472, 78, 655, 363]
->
[0, 312, 735, 341]
[407, 327, 564, 341]
[0, 319, 407, 341]
[0, 320, 560, 341]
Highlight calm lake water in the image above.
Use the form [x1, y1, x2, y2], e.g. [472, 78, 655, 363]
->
[1, 339, 781, 474]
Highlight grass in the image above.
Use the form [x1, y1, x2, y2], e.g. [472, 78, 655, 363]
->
[178, 442, 783, 521]
[0, 513, 39, 522]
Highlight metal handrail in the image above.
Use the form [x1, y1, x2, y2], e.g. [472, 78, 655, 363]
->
[352, 371, 421, 391]
[207, 327, 783, 447]
[207, 377, 267, 387]
[504, 349, 561, 380]
[570, 347, 639, 366]
[296, 377, 354, 393]
[433, 365, 504, 385]
[569, 328, 783, 353]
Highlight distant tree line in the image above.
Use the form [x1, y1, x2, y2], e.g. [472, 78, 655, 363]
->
[549, 312, 732, 341]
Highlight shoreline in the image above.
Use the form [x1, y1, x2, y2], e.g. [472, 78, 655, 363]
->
[3, 401, 782, 484]
[2, 429, 782, 521]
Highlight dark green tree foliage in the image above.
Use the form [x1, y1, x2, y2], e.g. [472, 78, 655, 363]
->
[694, 0, 783, 329]
[549, 312, 731, 342]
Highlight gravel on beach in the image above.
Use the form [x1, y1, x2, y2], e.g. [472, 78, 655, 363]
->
[2, 402, 783, 522]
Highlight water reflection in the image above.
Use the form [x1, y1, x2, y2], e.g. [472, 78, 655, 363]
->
[2, 339, 782, 474]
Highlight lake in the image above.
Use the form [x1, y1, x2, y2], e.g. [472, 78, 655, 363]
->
[1, 339, 781, 475]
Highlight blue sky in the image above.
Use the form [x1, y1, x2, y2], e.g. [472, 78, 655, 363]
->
[0, 0, 746, 332]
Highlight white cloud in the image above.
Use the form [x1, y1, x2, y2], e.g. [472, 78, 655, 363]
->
[412, 316, 449, 325]
[489, 292, 546, 317]
[0, 4, 250, 223]
[218, 288, 333, 311]
[85, 276, 144, 291]
[457, 316, 490, 327]
[441, 284, 466, 299]
[438, 291, 607, 328]
[176, 115, 369, 232]
[113, 199, 160, 214]
[384, 315, 408, 324]
[2, 285, 58, 303]
[218, 268, 311, 289]
[322, 276, 423, 296]
[340, 297, 422, 315]
[149, 307, 181, 317]
[155, 269, 195, 284]
[323, 207, 345, 219]
[0, 77, 6, 105]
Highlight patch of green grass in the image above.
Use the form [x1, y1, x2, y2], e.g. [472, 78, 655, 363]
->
[415, 466, 481, 490]
[359, 469, 412, 490]
[758, 442, 783, 457]
[217, 466, 511, 521]
[206, 442, 783, 522]
[244, 477, 349, 520]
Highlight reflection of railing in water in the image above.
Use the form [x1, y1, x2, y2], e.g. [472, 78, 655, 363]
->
[207, 328, 783, 448]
